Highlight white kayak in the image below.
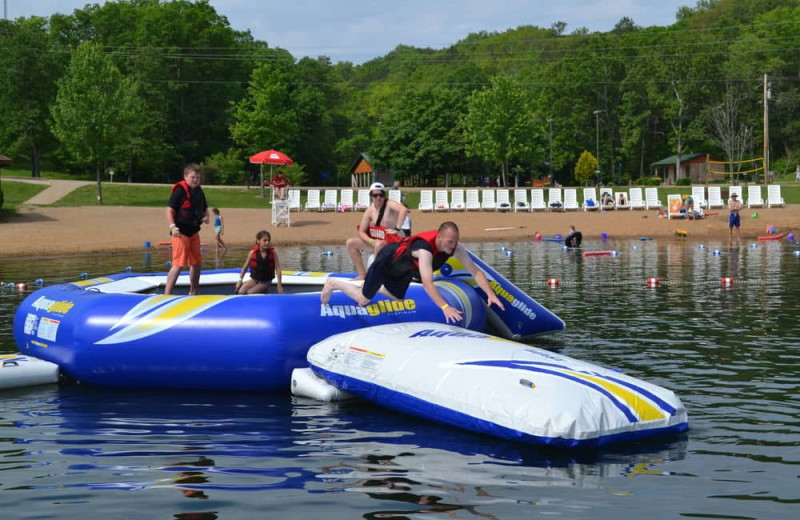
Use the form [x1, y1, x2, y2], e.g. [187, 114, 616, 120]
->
[0, 354, 60, 390]
[307, 323, 689, 449]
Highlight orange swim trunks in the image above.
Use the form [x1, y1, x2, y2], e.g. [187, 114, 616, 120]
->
[171, 233, 202, 267]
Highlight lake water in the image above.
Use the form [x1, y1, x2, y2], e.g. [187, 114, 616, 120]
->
[1, 239, 798, 520]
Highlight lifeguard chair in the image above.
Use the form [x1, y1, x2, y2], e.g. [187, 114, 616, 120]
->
[271, 188, 290, 227]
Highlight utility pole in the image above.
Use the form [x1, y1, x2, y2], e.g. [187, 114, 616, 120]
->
[593, 110, 604, 184]
[763, 74, 770, 184]
[547, 118, 554, 184]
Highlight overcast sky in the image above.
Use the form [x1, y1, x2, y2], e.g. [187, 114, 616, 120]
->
[7, 0, 692, 63]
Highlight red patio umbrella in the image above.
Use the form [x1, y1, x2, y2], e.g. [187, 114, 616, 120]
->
[249, 150, 294, 198]
[249, 149, 294, 166]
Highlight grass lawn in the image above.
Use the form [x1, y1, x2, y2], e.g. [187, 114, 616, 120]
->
[0, 180, 48, 218]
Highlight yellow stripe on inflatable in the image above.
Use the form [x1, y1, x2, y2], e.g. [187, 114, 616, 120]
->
[567, 370, 666, 422]
[71, 277, 114, 287]
[137, 296, 226, 330]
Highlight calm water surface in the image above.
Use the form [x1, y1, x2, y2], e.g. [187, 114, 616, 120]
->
[1, 239, 798, 519]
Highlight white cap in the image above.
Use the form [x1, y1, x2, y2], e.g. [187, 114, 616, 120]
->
[369, 182, 385, 192]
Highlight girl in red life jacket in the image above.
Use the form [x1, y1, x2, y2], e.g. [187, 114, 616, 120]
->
[235, 230, 284, 294]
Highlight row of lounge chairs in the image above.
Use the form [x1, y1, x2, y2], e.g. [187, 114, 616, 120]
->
[417, 185, 785, 212]
[271, 188, 402, 212]
[280, 185, 786, 212]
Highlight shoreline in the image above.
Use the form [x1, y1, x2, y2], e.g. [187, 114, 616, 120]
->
[2, 204, 798, 259]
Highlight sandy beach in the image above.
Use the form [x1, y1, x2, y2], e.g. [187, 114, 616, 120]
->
[2, 202, 797, 258]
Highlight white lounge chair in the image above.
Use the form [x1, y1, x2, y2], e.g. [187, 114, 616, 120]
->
[338, 189, 354, 212]
[513, 189, 530, 212]
[582, 188, 600, 211]
[747, 185, 764, 208]
[321, 189, 338, 211]
[767, 184, 785, 207]
[450, 189, 466, 211]
[434, 190, 450, 211]
[691, 186, 707, 209]
[707, 186, 724, 209]
[599, 187, 615, 210]
[481, 189, 496, 210]
[530, 188, 546, 211]
[616, 190, 630, 210]
[355, 189, 370, 211]
[304, 189, 321, 211]
[287, 189, 301, 211]
[465, 189, 481, 210]
[388, 189, 402, 203]
[418, 190, 434, 212]
[644, 187, 662, 210]
[496, 189, 512, 211]
[563, 188, 579, 211]
[629, 187, 645, 210]
[666, 194, 684, 219]
[727, 185, 743, 207]
[547, 188, 564, 211]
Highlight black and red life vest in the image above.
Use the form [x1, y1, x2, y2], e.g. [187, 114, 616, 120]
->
[170, 180, 206, 231]
[392, 229, 452, 273]
[249, 245, 276, 282]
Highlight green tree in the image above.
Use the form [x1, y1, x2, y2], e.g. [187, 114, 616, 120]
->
[50, 42, 143, 204]
[49, 0, 252, 179]
[372, 87, 467, 185]
[0, 18, 62, 177]
[463, 75, 540, 186]
[230, 55, 299, 196]
[575, 150, 599, 185]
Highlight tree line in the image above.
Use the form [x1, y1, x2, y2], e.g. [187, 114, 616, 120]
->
[1, 0, 799, 202]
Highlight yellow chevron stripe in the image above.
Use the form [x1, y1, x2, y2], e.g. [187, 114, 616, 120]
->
[136, 295, 226, 331]
[567, 370, 665, 422]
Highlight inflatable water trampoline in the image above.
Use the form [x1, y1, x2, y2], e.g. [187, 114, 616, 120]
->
[12, 250, 565, 392]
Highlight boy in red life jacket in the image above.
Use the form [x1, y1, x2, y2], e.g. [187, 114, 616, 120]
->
[235, 230, 283, 294]
[347, 182, 408, 280]
[322, 221, 504, 324]
[165, 163, 209, 295]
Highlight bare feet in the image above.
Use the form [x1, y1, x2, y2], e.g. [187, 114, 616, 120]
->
[320, 278, 334, 304]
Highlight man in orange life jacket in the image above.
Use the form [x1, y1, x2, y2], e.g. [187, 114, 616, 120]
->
[347, 182, 408, 280]
[321, 221, 504, 323]
[165, 163, 210, 295]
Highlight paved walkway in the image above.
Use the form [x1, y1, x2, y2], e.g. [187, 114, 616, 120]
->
[6, 177, 94, 205]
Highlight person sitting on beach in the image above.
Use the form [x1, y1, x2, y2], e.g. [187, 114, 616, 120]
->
[684, 195, 695, 220]
[564, 225, 582, 248]
[346, 182, 408, 280]
[322, 221, 505, 323]
[617, 192, 627, 206]
[235, 230, 283, 294]
[601, 191, 615, 209]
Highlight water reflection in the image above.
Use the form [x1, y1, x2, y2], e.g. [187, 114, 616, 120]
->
[1, 239, 799, 519]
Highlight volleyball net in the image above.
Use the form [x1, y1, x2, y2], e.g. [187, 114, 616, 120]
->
[707, 156, 765, 176]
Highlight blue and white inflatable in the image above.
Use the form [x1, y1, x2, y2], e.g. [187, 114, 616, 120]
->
[307, 323, 688, 448]
[12, 251, 564, 392]
[0, 354, 60, 390]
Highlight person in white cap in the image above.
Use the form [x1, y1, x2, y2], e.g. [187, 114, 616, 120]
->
[346, 182, 408, 279]
[728, 191, 742, 244]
